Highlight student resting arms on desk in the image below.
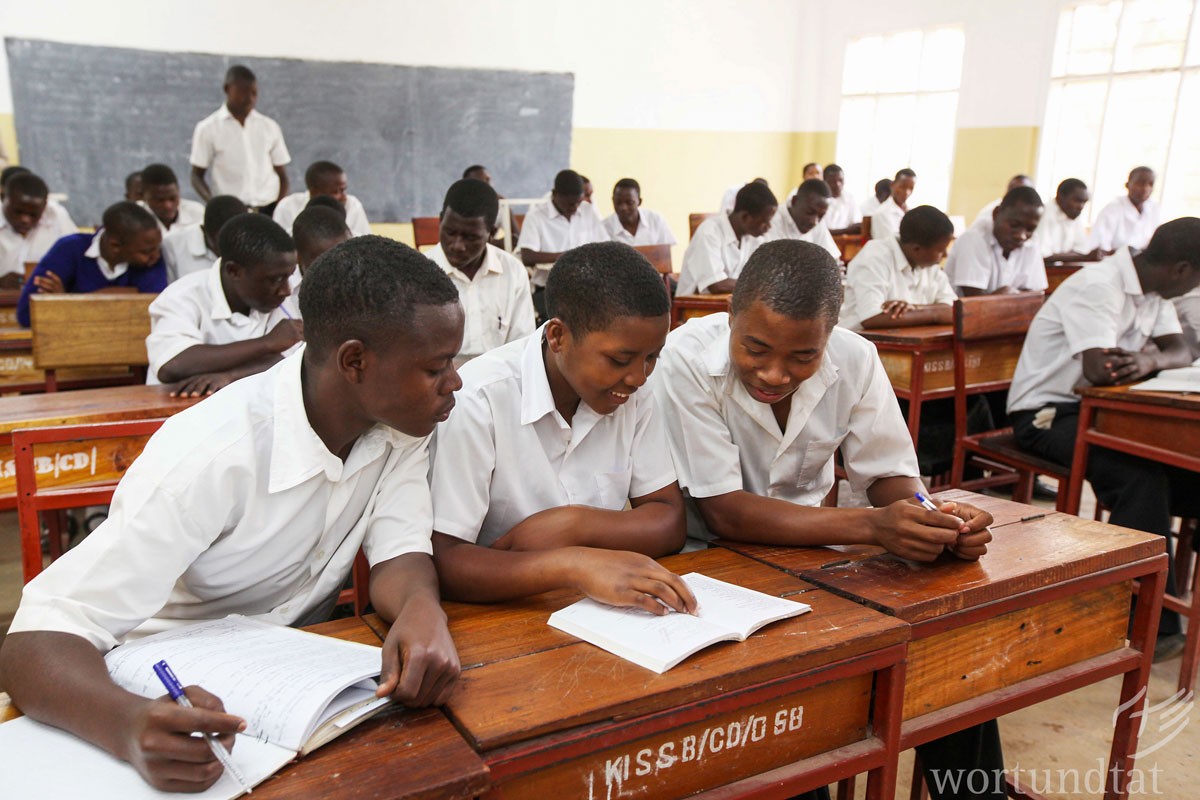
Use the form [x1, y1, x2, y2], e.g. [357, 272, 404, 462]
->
[821, 163, 861, 236]
[429, 242, 697, 616]
[138, 163, 205, 235]
[1037, 178, 1101, 265]
[1088, 166, 1161, 255]
[146, 213, 301, 396]
[945, 186, 1047, 297]
[17, 201, 165, 327]
[0, 237, 464, 792]
[0, 170, 78, 290]
[677, 181, 777, 296]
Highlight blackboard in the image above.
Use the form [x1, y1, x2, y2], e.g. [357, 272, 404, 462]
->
[6, 38, 573, 226]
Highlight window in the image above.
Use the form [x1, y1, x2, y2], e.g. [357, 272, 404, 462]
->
[1037, 0, 1200, 224]
[835, 27, 964, 212]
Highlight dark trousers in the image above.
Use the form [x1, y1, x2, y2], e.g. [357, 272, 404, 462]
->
[532, 285, 547, 326]
[1012, 403, 1200, 635]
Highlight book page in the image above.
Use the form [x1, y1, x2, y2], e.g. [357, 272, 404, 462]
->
[1129, 366, 1200, 393]
[683, 573, 811, 640]
[104, 616, 383, 752]
[0, 716, 294, 800]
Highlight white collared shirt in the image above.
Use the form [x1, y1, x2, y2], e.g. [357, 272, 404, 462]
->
[1036, 201, 1089, 258]
[1175, 288, 1200, 361]
[677, 214, 764, 296]
[272, 191, 372, 237]
[766, 207, 841, 260]
[1007, 247, 1182, 413]
[425, 243, 535, 365]
[9, 351, 433, 650]
[1088, 196, 1160, 252]
[190, 106, 291, 206]
[825, 191, 860, 231]
[84, 230, 128, 280]
[160, 223, 217, 283]
[944, 217, 1047, 296]
[138, 199, 205, 235]
[861, 195, 882, 218]
[518, 199, 610, 287]
[718, 183, 745, 215]
[0, 201, 77, 278]
[430, 327, 677, 547]
[145, 258, 301, 384]
[651, 313, 919, 541]
[839, 237, 957, 330]
[869, 196, 905, 241]
[972, 198, 1002, 228]
[602, 209, 678, 247]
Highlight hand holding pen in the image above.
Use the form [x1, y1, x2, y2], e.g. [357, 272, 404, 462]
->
[914, 491, 994, 561]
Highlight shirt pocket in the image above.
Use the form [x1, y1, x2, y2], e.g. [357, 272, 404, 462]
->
[592, 467, 634, 510]
[797, 437, 841, 491]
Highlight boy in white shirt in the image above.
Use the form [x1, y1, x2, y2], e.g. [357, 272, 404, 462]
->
[861, 179, 891, 219]
[138, 163, 205, 234]
[678, 182, 777, 296]
[719, 177, 770, 215]
[0, 237, 465, 792]
[971, 174, 1033, 227]
[293, 205, 351, 275]
[273, 161, 372, 237]
[822, 164, 860, 235]
[430, 242, 697, 615]
[945, 186, 1047, 296]
[0, 172, 77, 289]
[425, 178, 535, 365]
[603, 178, 678, 247]
[160, 195, 247, 283]
[190, 65, 291, 214]
[1088, 166, 1161, 254]
[1037, 178, 1097, 263]
[767, 179, 840, 261]
[1175, 287, 1200, 361]
[839, 206, 956, 330]
[146, 213, 301, 396]
[869, 169, 915, 241]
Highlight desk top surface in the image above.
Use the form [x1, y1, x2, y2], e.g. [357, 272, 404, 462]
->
[717, 490, 1162, 624]
[858, 324, 954, 345]
[673, 293, 732, 304]
[0, 384, 199, 434]
[1078, 383, 1200, 412]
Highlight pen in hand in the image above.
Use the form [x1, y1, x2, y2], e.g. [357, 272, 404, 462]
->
[153, 660, 253, 794]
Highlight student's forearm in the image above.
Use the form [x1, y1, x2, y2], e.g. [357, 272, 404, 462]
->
[432, 533, 584, 603]
[861, 304, 952, 328]
[1044, 250, 1099, 264]
[520, 249, 562, 267]
[557, 501, 685, 557]
[1152, 335, 1194, 371]
[830, 224, 862, 236]
[190, 167, 212, 203]
[694, 490, 884, 547]
[368, 553, 444, 626]
[157, 338, 283, 383]
[274, 167, 290, 202]
[865, 475, 928, 506]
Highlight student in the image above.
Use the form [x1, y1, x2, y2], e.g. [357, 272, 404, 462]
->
[678, 182, 777, 296]
[1008, 218, 1200, 659]
[971, 174, 1034, 227]
[463, 164, 519, 244]
[719, 177, 770, 215]
[839, 206, 956, 330]
[17, 202, 164, 327]
[146, 213, 300, 396]
[429, 242, 695, 615]
[861, 178, 891, 219]
[1088, 166, 1161, 253]
[425, 179, 534, 365]
[802, 162, 821, 181]
[273, 160, 371, 237]
[945, 186, 1046, 297]
[519, 169, 609, 319]
[651, 239, 1000, 800]
[0, 236, 465, 792]
[869, 169, 915, 240]
[1037, 178, 1097, 263]
[603, 178, 678, 247]
[767, 179, 840, 261]
[161, 195, 247, 283]
[0, 172, 78, 290]
[138, 163, 205, 234]
[463, 164, 491, 184]
[822, 163, 860, 235]
[124, 170, 143, 203]
[190, 65, 291, 214]
[293, 205, 351, 275]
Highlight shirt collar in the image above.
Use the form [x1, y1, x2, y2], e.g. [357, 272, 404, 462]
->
[85, 229, 129, 280]
[217, 104, 259, 124]
[207, 258, 235, 320]
[519, 324, 559, 425]
[1113, 247, 1145, 297]
[189, 225, 215, 258]
[884, 235, 913, 273]
[716, 213, 740, 245]
[433, 243, 504, 283]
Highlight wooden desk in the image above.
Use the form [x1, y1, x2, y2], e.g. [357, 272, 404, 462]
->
[1046, 262, 1083, 294]
[671, 293, 730, 328]
[0, 616, 490, 800]
[0, 324, 134, 393]
[717, 489, 1167, 800]
[860, 324, 1023, 442]
[437, 547, 910, 799]
[833, 234, 863, 263]
[0, 290, 18, 328]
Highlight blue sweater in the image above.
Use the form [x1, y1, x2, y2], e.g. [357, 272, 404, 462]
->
[17, 232, 167, 327]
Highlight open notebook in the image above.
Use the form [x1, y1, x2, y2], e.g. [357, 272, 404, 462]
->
[1, 615, 388, 799]
[548, 572, 811, 673]
[1129, 366, 1200, 393]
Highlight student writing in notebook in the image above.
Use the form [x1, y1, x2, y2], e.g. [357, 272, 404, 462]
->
[869, 168, 915, 241]
[0, 171, 78, 289]
[273, 160, 372, 237]
[0, 237, 464, 791]
[138, 163, 205, 234]
[429, 242, 697, 615]
[161, 195, 247, 283]
[293, 204, 351, 275]
[678, 181, 776, 296]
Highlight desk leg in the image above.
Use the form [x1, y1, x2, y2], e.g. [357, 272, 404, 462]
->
[1064, 400, 1093, 516]
[865, 658, 905, 800]
[907, 353, 925, 447]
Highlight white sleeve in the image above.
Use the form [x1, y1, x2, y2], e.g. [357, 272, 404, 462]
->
[679, 227, 730, 295]
[1152, 298, 1184, 339]
[428, 391, 497, 543]
[815, 224, 841, 260]
[628, 392, 678, 498]
[1017, 253, 1049, 292]
[272, 197, 298, 233]
[944, 232, 993, 291]
[345, 196, 372, 236]
[506, 269, 536, 344]
[189, 120, 214, 169]
[1062, 282, 1125, 355]
[932, 267, 959, 306]
[145, 285, 206, 382]
[844, 250, 894, 325]
[839, 349, 921, 493]
[360, 440, 435, 565]
[1087, 205, 1117, 252]
[517, 211, 546, 253]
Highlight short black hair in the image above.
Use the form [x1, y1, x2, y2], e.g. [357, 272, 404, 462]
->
[4, 172, 48, 200]
[442, 178, 499, 228]
[225, 65, 256, 84]
[733, 181, 778, 215]
[998, 185, 1044, 212]
[306, 194, 346, 216]
[294, 206, 351, 252]
[824, 163, 843, 176]
[305, 161, 344, 190]
[874, 178, 892, 199]
[899, 205, 954, 247]
[1144, 217, 1200, 266]
[579, 174, 591, 184]
[462, 164, 487, 179]
[102, 201, 158, 237]
[140, 163, 178, 188]
[894, 168, 916, 181]
[795, 178, 831, 200]
[1, 166, 31, 191]
[1129, 166, 1155, 181]
[803, 162, 819, 172]
[299, 236, 459, 358]
[217, 213, 295, 269]
[1056, 178, 1088, 198]
[545, 242, 669, 336]
[614, 178, 641, 195]
[125, 171, 142, 191]
[553, 169, 585, 196]
[732, 240, 842, 326]
[203, 195, 248, 236]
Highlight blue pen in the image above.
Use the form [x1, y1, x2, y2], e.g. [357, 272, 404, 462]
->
[913, 491, 940, 512]
[153, 660, 252, 793]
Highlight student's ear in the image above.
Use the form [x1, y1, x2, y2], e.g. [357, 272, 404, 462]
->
[336, 340, 368, 384]
[223, 259, 244, 280]
[544, 318, 570, 354]
[487, 223, 498, 238]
